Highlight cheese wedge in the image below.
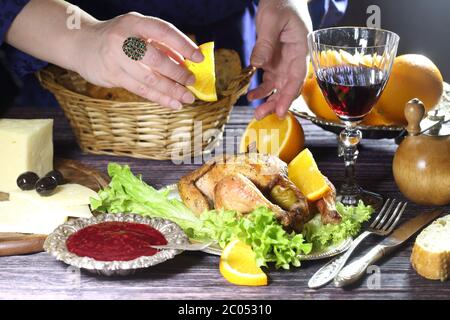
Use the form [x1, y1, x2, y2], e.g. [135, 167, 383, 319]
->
[0, 201, 67, 234]
[58, 205, 93, 218]
[0, 119, 53, 192]
[9, 183, 98, 207]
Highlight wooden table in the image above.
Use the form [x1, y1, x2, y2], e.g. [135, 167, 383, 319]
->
[1, 105, 448, 300]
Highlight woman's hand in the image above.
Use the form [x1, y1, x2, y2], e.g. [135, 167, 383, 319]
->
[248, 0, 312, 119]
[6, 1, 202, 110]
[75, 12, 203, 109]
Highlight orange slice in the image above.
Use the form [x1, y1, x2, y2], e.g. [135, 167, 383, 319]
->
[239, 112, 304, 163]
[339, 49, 359, 66]
[288, 148, 330, 201]
[319, 49, 342, 67]
[219, 240, 268, 286]
[185, 41, 217, 102]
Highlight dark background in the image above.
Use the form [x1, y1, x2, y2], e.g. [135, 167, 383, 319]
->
[0, 0, 448, 108]
[339, 0, 449, 81]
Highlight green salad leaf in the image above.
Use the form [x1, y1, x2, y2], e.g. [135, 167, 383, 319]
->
[302, 201, 374, 252]
[200, 207, 312, 269]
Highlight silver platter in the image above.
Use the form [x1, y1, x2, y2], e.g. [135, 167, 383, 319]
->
[290, 84, 450, 139]
[44, 213, 189, 276]
[290, 97, 404, 139]
[164, 184, 352, 260]
[190, 237, 352, 261]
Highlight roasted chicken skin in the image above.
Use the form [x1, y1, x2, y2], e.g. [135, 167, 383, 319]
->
[178, 153, 340, 232]
[316, 179, 341, 225]
[214, 174, 285, 215]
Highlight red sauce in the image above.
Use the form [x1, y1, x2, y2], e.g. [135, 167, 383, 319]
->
[66, 222, 167, 261]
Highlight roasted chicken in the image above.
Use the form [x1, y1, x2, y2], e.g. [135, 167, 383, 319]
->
[178, 153, 340, 232]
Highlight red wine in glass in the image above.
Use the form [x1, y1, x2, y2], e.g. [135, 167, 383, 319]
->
[316, 65, 387, 121]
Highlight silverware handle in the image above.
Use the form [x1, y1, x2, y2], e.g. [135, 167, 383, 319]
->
[308, 231, 370, 289]
[334, 245, 386, 287]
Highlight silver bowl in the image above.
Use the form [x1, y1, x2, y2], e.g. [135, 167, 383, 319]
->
[44, 213, 189, 276]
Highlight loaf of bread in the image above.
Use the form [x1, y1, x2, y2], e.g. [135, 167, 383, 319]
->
[214, 49, 242, 94]
[411, 214, 450, 281]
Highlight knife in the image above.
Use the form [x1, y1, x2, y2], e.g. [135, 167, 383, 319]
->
[334, 209, 444, 287]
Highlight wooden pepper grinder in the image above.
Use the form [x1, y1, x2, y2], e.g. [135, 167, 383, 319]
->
[405, 98, 425, 136]
[393, 99, 450, 206]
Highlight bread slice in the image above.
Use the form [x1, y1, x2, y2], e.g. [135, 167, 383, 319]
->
[411, 214, 450, 281]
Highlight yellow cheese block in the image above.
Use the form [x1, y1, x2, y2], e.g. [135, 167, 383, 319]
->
[0, 201, 67, 234]
[0, 119, 53, 192]
[58, 205, 92, 218]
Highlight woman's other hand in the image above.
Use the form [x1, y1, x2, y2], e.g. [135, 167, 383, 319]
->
[248, 0, 312, 119]
[75, 12, 203, 109]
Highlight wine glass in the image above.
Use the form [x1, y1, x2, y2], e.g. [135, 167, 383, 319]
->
[307, 27, 399, 208]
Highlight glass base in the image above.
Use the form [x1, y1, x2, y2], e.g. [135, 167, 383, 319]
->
[336, 187, 384, 211]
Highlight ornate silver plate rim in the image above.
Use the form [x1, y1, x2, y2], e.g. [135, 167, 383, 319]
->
[44, 213, 189, 276]
[163, 184, 353, 261]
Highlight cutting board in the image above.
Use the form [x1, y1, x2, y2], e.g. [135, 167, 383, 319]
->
[0, 159, 109, 256]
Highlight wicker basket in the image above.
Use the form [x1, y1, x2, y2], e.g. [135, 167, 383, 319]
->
[37, 66, 254, 160]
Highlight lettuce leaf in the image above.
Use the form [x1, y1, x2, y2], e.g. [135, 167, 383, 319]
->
[200, 207, 312, 269]
[302, 201, 373, 252]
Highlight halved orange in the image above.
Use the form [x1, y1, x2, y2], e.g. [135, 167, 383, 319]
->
[373, 54, 443, 125]
[301, 62, 339, 123]
[362, 107, 395, 126]
[288, 148, 330, 201]
[239, 112, 304, 163]
[185, 41, 217, 102]
[219, 239, 268, 286]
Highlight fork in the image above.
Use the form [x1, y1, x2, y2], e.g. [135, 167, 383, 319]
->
[308, 199, 407, 289]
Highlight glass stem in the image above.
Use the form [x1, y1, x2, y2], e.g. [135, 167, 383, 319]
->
[338, 122, 362, 206]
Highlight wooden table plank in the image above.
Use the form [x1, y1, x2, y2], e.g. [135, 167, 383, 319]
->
[0, 105, 448, 300]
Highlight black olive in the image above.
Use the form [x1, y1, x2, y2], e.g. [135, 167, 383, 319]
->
[45, 169, 65, 185]
[17, 172, 40, 190]
[35, 176, 58, 196]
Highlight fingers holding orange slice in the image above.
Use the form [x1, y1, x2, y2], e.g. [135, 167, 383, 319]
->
[185, 42, 218, 102]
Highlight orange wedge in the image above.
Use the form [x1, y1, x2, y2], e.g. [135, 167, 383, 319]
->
[220, 240, 268, 286]
[288, 148, 330, 201]
[185, 41, 217, 102]
[239, 112, 304, 163]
